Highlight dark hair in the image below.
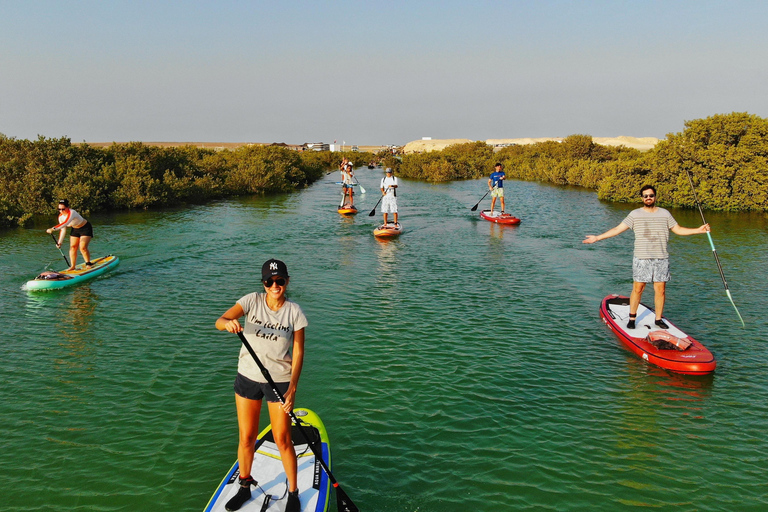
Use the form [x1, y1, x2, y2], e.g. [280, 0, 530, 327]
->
[495, 162, 503, 168]
[640, 185, 656, 196]
[58, 199, 69, 207]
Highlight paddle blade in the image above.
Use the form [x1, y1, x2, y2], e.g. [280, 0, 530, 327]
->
[470, 203, 479, 211]
[368, 209, 376, 216]
[359, 185, 366, 194]
[726, 290, 746, 327]
[335, 485, 359, 512]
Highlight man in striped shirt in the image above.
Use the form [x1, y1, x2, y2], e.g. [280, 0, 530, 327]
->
[583, 185, 709, 329]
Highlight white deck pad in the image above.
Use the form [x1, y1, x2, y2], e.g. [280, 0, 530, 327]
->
[204, 409, 330, 512]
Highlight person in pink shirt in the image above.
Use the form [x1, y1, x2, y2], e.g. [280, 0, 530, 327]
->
[46, 199, 94, 270]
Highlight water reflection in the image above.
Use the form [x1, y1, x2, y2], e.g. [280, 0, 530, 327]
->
[486, 222, 519, 265]
[336, 233, 357, 269]
[616, 354, 714, 430]
[488, 221, 520, 241]
[26, 285, 99, 348]
[375, 236, 400, 290]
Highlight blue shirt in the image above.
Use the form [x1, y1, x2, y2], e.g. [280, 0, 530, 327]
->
[489, 171, 505, 188]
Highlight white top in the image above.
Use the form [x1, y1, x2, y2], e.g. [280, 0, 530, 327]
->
[341, 163, 353, 184]
[236, 292, 308, 383]
[53, 208, 87, 230]
[380, 176, 398, 197]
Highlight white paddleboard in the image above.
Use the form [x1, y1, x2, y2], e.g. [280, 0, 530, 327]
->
[203, 408, 331, 512]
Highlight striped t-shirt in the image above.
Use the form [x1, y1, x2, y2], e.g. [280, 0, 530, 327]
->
[621, 207, 677, 259]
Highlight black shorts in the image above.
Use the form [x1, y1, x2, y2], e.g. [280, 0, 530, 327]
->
[70, 221, 93, 238]
[234, 373, 289, 402]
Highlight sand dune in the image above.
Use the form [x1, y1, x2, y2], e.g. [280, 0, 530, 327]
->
[402, 139, 474, 153]
[404, 136, 660, 153]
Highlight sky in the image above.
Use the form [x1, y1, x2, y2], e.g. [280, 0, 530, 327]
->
[2, 0, 768, 145]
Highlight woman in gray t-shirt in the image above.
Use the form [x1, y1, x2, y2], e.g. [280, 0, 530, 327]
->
[215, 258, 307, 512]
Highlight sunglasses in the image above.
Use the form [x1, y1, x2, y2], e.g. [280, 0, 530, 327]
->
[263, 277, 286, 287]
[642, 194, 655, 198]
[57, 207, 67, 211]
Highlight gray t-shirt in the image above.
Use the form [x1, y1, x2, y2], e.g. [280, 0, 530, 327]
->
[621, 207, 678, 259]
[236, 292, 308, 383]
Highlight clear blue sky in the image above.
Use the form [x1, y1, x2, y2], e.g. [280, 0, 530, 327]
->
[2, 0, 767, 145]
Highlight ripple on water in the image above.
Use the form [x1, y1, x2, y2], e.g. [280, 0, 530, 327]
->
[2, 176, 768, 511]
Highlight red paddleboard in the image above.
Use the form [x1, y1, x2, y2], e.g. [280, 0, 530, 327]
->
[373, 223, 403, 237]
[599, 294, 716, 375]
[480, 210, 521, 225]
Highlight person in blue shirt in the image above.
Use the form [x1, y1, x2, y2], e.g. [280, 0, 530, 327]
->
[488, 162, 507, 213]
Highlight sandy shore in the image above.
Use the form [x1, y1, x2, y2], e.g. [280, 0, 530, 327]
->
[81, 138, 659, 154]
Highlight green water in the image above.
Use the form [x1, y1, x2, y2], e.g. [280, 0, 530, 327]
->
[1, 172, 767, 511]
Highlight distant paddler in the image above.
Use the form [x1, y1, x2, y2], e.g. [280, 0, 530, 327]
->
[380, 167, 399, 226]
[340, 157, 355, 208]
[488, 162, 507, 213]
[46, 199, 94, 271]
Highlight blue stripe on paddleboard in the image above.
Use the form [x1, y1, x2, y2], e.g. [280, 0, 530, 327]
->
[314, 443, 331, 512]
[202, 461, 239, 512]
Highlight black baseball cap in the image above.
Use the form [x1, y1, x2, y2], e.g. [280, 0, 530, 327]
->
[262, 259, 289, 281]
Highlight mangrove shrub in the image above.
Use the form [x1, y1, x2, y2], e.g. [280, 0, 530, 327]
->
[0, 138, 338, 228]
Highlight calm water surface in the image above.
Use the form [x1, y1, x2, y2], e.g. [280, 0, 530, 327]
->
[1, 171, 767, 511]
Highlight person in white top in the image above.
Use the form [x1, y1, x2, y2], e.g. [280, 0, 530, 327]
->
[340, 157, 354, 207]
[380, 168, 399, 225]
[45, 199, 94, 270]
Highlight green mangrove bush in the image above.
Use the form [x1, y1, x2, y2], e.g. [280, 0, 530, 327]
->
[0, 137, 364, 228]
[395, 113, 768, 212]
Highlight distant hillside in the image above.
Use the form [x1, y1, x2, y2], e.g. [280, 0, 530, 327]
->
[404, 136, 660, 153]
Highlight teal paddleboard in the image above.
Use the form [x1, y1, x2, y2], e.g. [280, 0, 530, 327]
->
[25, 255, 119, 291]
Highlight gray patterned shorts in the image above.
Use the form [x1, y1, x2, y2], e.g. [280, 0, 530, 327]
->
[632, 257, 670, 283]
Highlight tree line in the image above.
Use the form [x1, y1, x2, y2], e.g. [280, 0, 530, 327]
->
[0, 136, 370, 228]
[394, 112, 768, 212]
[2, 112, 765, 228]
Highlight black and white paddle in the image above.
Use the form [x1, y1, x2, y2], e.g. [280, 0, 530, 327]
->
[352, 176, 365, 194]
[50, 232, 70, 267]
[368, 192, 386, 217]
[470, 190, 491, 211]
[235, 332, 359, 512]
[683, 168, 745, 327]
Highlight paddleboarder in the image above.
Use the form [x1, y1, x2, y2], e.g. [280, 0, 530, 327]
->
[380, 167, 399, 226]
[583, 185, 710, 329]
[340, 157, 354, 207]
[488, 162, 507, 213]
[215, 259, 306, 512]
[45, 199, 94, 271]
